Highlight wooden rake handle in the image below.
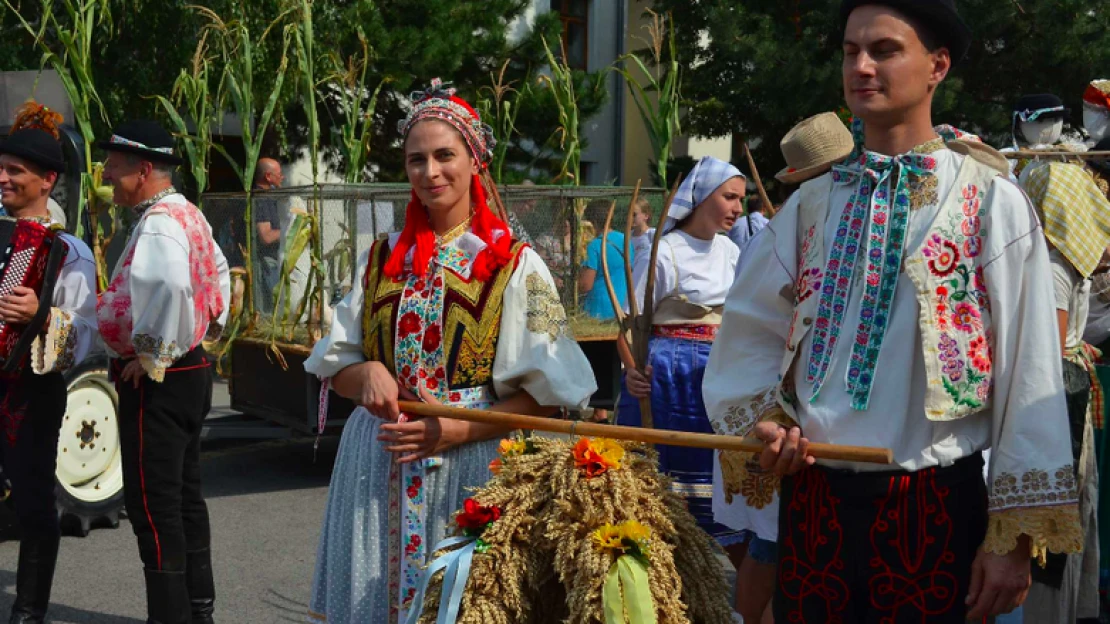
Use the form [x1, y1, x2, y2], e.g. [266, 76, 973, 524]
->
[398, 401, 894, 465]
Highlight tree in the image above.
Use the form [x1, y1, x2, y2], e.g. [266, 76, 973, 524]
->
[654, 0, 1110, 193]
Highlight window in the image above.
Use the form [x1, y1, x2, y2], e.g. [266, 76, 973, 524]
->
[551, 0, 588, 70]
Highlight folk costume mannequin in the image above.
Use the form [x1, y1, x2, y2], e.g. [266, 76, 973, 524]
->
[0, 104, 97, 624]
[618, 156, 744, 544]
[1018, 161, 1109, 622]
[97, 120, 230, 624]
[303, 80, 595, 624]
[710, 111, 855, 624]
[704, 2, 1083, 622]
[1003, 93, 1072, 180]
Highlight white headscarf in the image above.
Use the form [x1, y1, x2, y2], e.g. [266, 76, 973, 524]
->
[663, 156, 745, 233]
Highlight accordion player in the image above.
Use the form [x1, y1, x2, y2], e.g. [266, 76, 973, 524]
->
[0, 105, 99, 623]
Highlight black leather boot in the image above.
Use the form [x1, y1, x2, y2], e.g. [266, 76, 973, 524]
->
[185, 549, 215, 624]
[8, 533, 60, 624]
[143, 568, 190, 624]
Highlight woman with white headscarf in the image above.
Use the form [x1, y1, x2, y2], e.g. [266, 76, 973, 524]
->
[618, 155, 746, 543]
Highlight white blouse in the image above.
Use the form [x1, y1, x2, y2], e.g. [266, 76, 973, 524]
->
[99, 195, 230, 380]
[630, 230, 739, 312]
[29, 228, 98, 375]
[305, 232, 597, 409]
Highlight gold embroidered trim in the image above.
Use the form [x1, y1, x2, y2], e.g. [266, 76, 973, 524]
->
[31, 308, 77, 375]
[524, 272, 568, 343]
[907, 173, 939, 211]
[990, 464, 1077, 509]
[134, 334, 178, 383]
[719, 450, 780, 508]
[718, 386, 783, 437]
[982, 504, 1083, 565]
[912, 137, 947, 155]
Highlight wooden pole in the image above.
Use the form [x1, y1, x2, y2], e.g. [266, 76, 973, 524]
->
[743, 141, 777, 217]
[398, 401, 894, 465]
[1003, 149, 1110, 160]
[480, 170, 511, 225]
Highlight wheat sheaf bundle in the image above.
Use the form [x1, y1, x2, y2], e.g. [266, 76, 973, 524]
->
[414, 436, 733, 624]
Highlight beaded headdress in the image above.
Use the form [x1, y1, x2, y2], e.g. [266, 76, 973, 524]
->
[399, 79, 496, 167]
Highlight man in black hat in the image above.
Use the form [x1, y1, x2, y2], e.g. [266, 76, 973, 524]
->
[706, 1, 1082, 622]
[97, 120, 229, 624]
[0, 116, 98, 623]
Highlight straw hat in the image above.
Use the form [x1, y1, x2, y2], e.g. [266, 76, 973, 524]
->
[776, 112, 855, 184]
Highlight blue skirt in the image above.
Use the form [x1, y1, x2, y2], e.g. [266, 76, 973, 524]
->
[617, 335, 743, 544]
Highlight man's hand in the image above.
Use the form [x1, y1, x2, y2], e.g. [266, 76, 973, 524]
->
[752, 422, 816, 476]
[119, 359, 147, 389]
[965, 537, 1032, 620]
[378, 387, 468, 463]
[0, 286, 39, 325]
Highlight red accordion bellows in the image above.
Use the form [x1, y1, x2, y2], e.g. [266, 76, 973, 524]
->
[0, 217, 67, 372]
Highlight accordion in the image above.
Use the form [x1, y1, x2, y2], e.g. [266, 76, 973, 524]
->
[0, 217, 67, 373]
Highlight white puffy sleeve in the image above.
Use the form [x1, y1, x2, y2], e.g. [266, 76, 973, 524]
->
[630, 237, 677, 314]
[979, 179, 1082, 561]
[127, 214, 199, 382]
[304, 247, 372, 379]
[704, 194, 801, 437]
[30, 234, 98, 375]
[493, 247, 597, 408]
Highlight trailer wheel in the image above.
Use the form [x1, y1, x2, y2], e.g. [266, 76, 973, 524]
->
[56, 359, 124, 536]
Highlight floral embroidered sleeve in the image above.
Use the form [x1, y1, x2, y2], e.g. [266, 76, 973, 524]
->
[128, 215, 197, 382]
[980, 180, 1082, 562]
[304, 248, 372, 379]
[30, 235, 98, 375]
[704, 195, 800, 438]
[492, 247, 597, 409]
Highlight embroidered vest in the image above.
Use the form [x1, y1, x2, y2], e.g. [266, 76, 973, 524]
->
[779, 153, 1000, 422]
[360, 238, 525, 400]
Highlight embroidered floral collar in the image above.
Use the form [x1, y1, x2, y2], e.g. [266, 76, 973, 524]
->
[129, 186, 178, 217]
[912, 137, 947, 155]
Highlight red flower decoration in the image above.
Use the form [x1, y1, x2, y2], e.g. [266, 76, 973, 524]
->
[398, 312, 422, 337]
[456, 498, 502, 532]
[422, 324, 442, 352]
[927, 239, 960, 277]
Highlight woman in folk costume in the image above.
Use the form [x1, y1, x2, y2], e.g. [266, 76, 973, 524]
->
[303, 80, 596, 624]
[618, 155, 745, 543]
[1017, 161, 1110, 622]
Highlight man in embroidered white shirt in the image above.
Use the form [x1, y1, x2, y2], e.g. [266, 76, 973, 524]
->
[703, 1, 1082, 622]
[97, 120, 229, 624]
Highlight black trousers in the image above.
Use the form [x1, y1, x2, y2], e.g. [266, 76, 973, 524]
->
[0, 369, 66, 538]
[115, 346, 212, 572]
[774, 453, 988, 624]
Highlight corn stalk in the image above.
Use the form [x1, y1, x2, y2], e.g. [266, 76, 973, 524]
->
[198, 5, 290, 322]
[538, 36, 582, 186]
[4, 0, 114, 288]
[477, 60, 527, 184]
[274, 0, 326, 348]
[153, 32, 218, 206]
[325, 27, 387, 185]
[616, 9, 682, 188]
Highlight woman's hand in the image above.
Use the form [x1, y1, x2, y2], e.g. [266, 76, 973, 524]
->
[625, 365, 653, 399]
[354, 361, 402, 421]
[378, 387, 470, 463]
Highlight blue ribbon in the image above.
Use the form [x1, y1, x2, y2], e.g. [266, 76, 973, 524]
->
[404, 535, 477, 624]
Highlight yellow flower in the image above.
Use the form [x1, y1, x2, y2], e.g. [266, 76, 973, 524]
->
[593, 523, 625, 551]
[592, 438, 625, 468]
[573, 438, 625, 477]
[619, 520, 651, 545]
[498, 438, 528, 457]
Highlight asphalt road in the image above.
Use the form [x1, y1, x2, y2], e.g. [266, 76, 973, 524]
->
[0, 380, 339, 623]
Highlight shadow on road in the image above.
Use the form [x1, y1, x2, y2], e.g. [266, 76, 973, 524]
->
[199, 435, 340, 501]
[263, 588, 312, 622]
[0, 569, 144, 623]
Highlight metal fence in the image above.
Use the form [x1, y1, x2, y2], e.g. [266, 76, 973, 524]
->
[201, 184, 669, 319]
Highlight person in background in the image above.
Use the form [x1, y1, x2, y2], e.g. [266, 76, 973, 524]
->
[629, 196, 655, 259]
[578, 199, 631, 320]
[253, 157, 284, 312]
[727, 193, 769, 254]
[620, 156, 745, 548]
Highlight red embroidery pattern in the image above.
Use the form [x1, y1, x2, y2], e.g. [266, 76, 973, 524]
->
[867, 469, 959, 622]
[779, 469, 850, 623]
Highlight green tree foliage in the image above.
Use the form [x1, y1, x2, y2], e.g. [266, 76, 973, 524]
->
[653, 0, 1110, 191]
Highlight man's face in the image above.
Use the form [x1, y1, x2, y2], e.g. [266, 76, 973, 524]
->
[0, 155, 54, 211]
[842, 5, 950, 126]
[266, 166, 284, 188]
[102, 151, 147, 207]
